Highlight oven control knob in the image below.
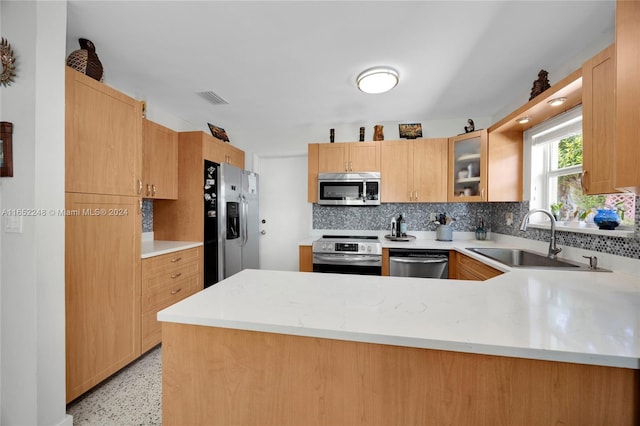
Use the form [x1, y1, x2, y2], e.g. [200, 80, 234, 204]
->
[366, 246, 371, 252]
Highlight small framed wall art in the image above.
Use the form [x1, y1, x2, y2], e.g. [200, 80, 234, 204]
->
[207, 122, 230, 142]
[399, 123, 422, 139]
[1, 121, 13, 177]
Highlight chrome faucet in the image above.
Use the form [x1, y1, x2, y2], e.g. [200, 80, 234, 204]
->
[519, 209, 562, 259]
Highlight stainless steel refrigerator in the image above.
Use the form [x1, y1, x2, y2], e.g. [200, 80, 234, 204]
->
[215, 163, 260, 282]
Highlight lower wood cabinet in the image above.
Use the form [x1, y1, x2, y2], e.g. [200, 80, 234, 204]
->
[450, 251, 503, 281]
[299, 245, 313, 272]
[141, 246, 202, 353]
[65, 192, 141, 403]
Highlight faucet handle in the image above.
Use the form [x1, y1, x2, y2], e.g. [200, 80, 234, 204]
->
[582, 255, 598, 269]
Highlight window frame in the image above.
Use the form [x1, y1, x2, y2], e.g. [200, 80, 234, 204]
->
[523, 105, 634, 238]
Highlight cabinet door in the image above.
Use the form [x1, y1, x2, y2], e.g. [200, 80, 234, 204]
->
[318, 143, 348, 172]
[583, 44, 617, 195]
[143, 119, 178, 199]
[299, 246, 313, 272]
[413, 138, 448, 202]
[348, 141, 380, 172]
[448, 130, 488, 202]
[66, 67, 142, 196]
[65, 192, 141, 403]
[381, 140, 412, 202]
[615, 1, 640, 194]
[225, 144, 245, 169]
[308, 144, 319, 203]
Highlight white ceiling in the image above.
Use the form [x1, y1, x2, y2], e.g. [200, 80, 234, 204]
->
[65, 1, 615, 157]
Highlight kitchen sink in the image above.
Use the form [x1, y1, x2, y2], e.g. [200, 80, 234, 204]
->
[466, 247, 610, 271]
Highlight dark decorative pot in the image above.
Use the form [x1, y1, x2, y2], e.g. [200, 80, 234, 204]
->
[66, 38, 104, 82]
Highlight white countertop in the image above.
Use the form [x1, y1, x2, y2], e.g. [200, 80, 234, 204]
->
[141, 238, 203, 258]
[159, 238, 640, 369]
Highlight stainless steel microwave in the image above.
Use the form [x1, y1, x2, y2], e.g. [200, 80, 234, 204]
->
[317, 172, 380, 206]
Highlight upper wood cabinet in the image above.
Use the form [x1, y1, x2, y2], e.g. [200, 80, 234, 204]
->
[200, 131, 245, 169]
[154, 131, 244, 242]
[582, 44, 617, 195]
[318, 141, 380, 173]
[65, 192, 141, 403]
[65, 67, 142, 196]
[448, 129, 522, 203]
[448, 130, 488, 202]
[381, 138, 448, 202]
[143, 119, 178, 199]
[614, 0, 640, 194]
[308, 144, 319, 203]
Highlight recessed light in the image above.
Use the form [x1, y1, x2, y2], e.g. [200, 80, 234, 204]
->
[516, 117, 530, 124]
[547, 97, 567, 107]
[356, 67, 399, 94]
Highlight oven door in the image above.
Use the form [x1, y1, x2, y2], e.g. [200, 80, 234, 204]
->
[312, 253, 382, 275]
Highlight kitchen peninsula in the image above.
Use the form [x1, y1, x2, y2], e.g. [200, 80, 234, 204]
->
[158, 248, 640, 426]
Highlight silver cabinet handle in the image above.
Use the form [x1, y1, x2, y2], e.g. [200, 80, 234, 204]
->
[170, 288, 182, 295]
[152, 184, 156, 196]
[170, 257, 182, 263]
[171, 272, 182, 279]
[146, 184, 151, 196]
[138, 179, 143, 195]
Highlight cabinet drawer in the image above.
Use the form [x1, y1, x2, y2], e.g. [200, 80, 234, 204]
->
[141, 277, 200, 351]
[142, 247, 201, 275]
[142, 266, 200, 313]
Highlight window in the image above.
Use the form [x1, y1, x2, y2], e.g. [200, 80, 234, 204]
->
[524, 106, 635, 230]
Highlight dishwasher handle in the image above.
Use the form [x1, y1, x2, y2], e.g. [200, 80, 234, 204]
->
[390, 257, 447, 264]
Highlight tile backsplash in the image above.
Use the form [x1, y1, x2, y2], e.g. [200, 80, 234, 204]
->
[313, 197, 640, 259]
[142, 199, 153, 232]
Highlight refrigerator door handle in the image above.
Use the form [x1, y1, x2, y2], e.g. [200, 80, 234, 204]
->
[241, 195, 248, 247]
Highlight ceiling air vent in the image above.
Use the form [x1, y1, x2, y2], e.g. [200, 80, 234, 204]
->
[197, 90, 229, 105]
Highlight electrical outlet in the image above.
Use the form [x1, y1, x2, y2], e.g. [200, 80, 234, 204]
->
[429, 212, 437, 221]
[506, 212, 514, 226]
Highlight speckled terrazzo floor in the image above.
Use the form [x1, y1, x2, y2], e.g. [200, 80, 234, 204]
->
[67, 345, 162, 425]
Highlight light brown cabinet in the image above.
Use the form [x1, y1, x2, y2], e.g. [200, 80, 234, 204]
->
[65, 67, 142, 196]
[381, 138, 448, 202]
[299, 245, 313, 272]
[154, 131, 244, 241]
[318, 141, 380, 173]
[198, 130, 245, 168]
[448, 130, 488, 202]
[143, 119, 178, 199]
[614, 0, 640, 194]
[65, 192, 141, 403]
[582, 44, 617, 195]
[141, 247, 202, 353]
[450, 251, 502, 281]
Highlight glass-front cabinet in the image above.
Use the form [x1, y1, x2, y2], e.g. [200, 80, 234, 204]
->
[448, 129, 488, 202]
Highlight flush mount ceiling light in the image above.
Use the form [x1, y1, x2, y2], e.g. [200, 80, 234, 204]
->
[547, 97, 567, 107]
[356, 66, 399, 94]
[516, 117, 531, 124]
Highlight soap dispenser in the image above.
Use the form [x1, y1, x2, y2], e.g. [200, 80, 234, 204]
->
[475, 217, 487, 240]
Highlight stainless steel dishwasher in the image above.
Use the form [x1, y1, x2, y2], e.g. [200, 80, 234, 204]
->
[389, 249, 449, 279]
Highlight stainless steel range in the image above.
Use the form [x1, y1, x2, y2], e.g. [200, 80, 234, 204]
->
[312, 235, 382, 275]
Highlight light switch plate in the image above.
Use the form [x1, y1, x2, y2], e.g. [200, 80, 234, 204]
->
[4, 216, 23, 233]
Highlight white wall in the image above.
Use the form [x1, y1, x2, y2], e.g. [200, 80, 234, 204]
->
[0, 1, 68, 425]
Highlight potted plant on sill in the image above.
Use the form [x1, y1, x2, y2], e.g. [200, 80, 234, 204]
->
[550, 202, 563, 221]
